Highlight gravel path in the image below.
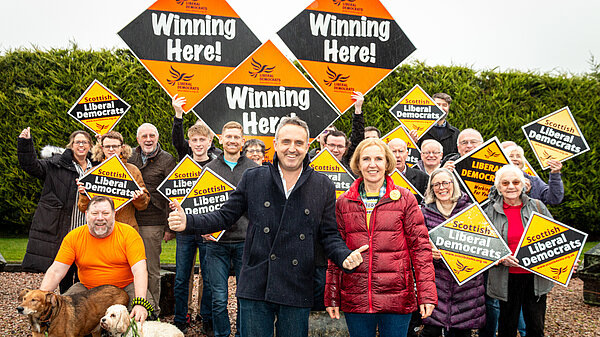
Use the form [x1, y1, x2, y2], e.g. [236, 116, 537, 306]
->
[3, 272, 599, 336]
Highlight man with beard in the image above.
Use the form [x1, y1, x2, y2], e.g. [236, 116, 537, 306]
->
[39, 196, 153, 324]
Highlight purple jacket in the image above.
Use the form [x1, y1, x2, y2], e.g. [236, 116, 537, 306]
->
[421, 193, 486, 330]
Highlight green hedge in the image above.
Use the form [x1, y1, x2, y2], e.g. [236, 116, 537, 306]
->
[2, 47, 599, 236]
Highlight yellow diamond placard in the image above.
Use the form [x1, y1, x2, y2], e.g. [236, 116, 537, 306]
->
[180, 167, 237, 241]
[515, 212, 587, 286]
[381, 125, 420, 167]
[310, 148, 354, 199]
[67, 80, 130, 135]
[453, 137, 511, 205]
[78, 155, 141, 211]
[522, 107, 590, 169]
[389, 169, 423, 203]
[157, 155, 203, 203]
[522, 157, 538, 177]
[389, 85, 445, 139]
[429, 203, 512, 285]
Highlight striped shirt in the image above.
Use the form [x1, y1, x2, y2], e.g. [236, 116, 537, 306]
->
[70, 159, 92, 231]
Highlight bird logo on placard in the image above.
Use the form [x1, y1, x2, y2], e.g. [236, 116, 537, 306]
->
[248, 58, 275, 78]
[333, 0, 356, 5]
[167, 66, 194, 86]
[550, 266, 568, 280]
[96, 124, 109, 133]
[542, 150, 555, 161]
[324, 67, 350, 87]
[411, 124, 423, 132]
[453, 260, 473, 275]
[484, 148, 500, 159]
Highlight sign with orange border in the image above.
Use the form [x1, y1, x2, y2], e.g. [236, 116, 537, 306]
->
[389, 85, 445, 139]
[429, 203, 512, 286]
[522, 107, 589, 169]
[118, 0, 261, 113]
[180, 167, 237, 241]
[514, 212, 587, 286]
[388, 169, 423, 203]
[157, 155, 203, 203]
[193, 40, 339, 162]
[67, 80, 130, 135]
[381, 125, 420, 167]
[522, 157, 538, 177]
[277, 0, 415, 113]
[453, 137, 511, 205]
[310, 148, 354, 198]
[78, 155, 142, 211]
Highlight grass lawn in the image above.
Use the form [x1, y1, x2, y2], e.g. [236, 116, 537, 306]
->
[1, 236, 598, 265]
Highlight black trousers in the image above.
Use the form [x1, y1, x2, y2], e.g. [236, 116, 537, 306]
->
[420, 325, 471, 337]
[498, 273, 546, 337]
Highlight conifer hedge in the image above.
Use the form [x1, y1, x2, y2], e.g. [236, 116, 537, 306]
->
[1, 47, 599, 236]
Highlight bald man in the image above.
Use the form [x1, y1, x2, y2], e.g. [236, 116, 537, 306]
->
[388, 138, 429, 195]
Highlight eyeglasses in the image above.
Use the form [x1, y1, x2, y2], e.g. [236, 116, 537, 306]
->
[74, 140, 90, 146]
[327, 144, 346, 150]
[103, 144, 122, 150]
[246, 149, 264, 154]
[500, 180, 521, 187]
[422, 151, 441, 156]
[432, 181, 452, 189]
[459, 139, 482, 146]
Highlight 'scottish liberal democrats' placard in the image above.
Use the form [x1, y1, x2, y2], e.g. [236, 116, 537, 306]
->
[388, 84, 445, 139]
[381, 125, 420, 168]
[157, 155, 203, 203]
[388, 169, 423, 203]
[67, 80, 130, 135]
[277, 0, 415, 113]
[522, 106, 589, 170]
[514, 212, 587, 286]
[310, 148, 354, 198]
[79, 155, 141, 211]
[453, 137, 510, 205]
[429, 203, 512, 286]
[180, 167, 236, 241]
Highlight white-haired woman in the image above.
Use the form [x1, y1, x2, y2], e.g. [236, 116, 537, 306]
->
[504, 145, 563, 205]
[486, 165, 554, 337]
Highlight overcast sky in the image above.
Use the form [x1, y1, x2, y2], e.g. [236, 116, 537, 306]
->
[1, 0, 599, 75]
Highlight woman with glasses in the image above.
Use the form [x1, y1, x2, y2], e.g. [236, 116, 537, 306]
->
[18, 128, 95, 292]
[419, 168, 486, 337]
[242, 138, 266, 165]
[77, 131, 149, 231]
[485, 165, 554, 337]
[325, 138, 437, 337]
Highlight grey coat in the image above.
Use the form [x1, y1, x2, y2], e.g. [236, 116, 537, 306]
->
[484, 187, 555, 302]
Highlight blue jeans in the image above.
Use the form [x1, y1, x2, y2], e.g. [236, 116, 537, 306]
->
[205, 242, 244, 337]
[518, 309, 526, 336]
[479, 294, 500, 337]
[344, 312, 411, 337]
[174, 233, 212, 325]
[238, 298, 310, 337]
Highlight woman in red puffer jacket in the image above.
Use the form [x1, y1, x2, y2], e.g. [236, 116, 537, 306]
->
[325, 138, 437, 337]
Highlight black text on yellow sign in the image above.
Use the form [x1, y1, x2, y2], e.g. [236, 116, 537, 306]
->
[453, 137, 510, 205]
[389, 84, 445, 139]
[67, 80, 130, 135]
[521, 106, 590, 170]
[157, 155, 203, 203]
[514, 212, 587, 286]
[180, 167, 237, 241]
[428, 203, 512, 285]
[310, 148, 354, 199]
[78, 155, 141, 212]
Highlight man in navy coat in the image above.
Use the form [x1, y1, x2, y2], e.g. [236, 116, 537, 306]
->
[168, 116, 367, 337]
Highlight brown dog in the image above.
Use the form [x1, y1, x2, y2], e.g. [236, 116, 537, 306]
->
[17, 285, 129, 337]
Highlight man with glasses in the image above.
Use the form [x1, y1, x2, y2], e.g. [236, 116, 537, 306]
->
[416, 139, 444, 175]
[442, 128, 484, 170]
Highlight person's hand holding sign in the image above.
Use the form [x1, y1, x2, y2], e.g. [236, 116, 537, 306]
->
[498, 254, 520, 268]
[19, 127, 31, 139]
[172, 94, 187, 119]
[131, 189, 145, 201]
[547, 160, 562, 174]
[342, 244, 369, 270]
[429, 239, 441, 260]
[168, 200, 187, 232]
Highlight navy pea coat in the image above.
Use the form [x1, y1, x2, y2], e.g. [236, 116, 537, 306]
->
[185, 154, 352, 307]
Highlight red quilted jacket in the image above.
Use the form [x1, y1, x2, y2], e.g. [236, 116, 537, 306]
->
[324, 176, 438, 314]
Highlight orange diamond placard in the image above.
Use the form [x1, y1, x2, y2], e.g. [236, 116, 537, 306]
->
[389, 85, 445, 139]
[157, 155, 203, 203]
[118, 0, 261, 112]
[67, 80, 130, 135]
[277, 0, 415, 113]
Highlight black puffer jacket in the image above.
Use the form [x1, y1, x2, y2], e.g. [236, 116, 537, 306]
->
[18, 138, 88, 272]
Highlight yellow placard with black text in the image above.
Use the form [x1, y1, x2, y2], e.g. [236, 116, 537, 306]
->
[389, 85, 445, 139]
[381, 125, 420, 167]
[310, 148, 354, 199]
[428, 203, 512, 285]
[157, 155, 203, 203]
[514, 212, 587, 286]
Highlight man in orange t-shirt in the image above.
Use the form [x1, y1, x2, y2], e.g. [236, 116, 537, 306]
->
[40, 196, 152, 323]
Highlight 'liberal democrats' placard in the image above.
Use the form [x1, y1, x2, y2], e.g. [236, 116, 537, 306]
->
[381, 125, 420, 168]
[157, 155, 203, 203]
[522, 106, 589, 170]
[389, 85, 445, 139]
[514, 212, 587, 286]
[310, 148, 354, 198]
[79, 155, 141, 211]
[429, 203, 512, 286]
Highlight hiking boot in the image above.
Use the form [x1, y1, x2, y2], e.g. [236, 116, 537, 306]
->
[202, 320, 214, 337]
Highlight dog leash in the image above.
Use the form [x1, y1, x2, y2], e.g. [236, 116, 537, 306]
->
[123, 318, 141, 337]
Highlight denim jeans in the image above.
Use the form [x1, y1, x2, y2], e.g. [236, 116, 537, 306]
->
[518, 309, 526, 336]
[174, 233, 212, 325]
[238, 298, 311, 337]
[479, 294, 500, 337]
[205, 241, 244, 337]
[344, 312, 411, 337]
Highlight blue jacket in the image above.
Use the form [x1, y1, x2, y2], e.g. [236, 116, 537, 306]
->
[185, 153, 352, 307]
[524, 172, 564, 205]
